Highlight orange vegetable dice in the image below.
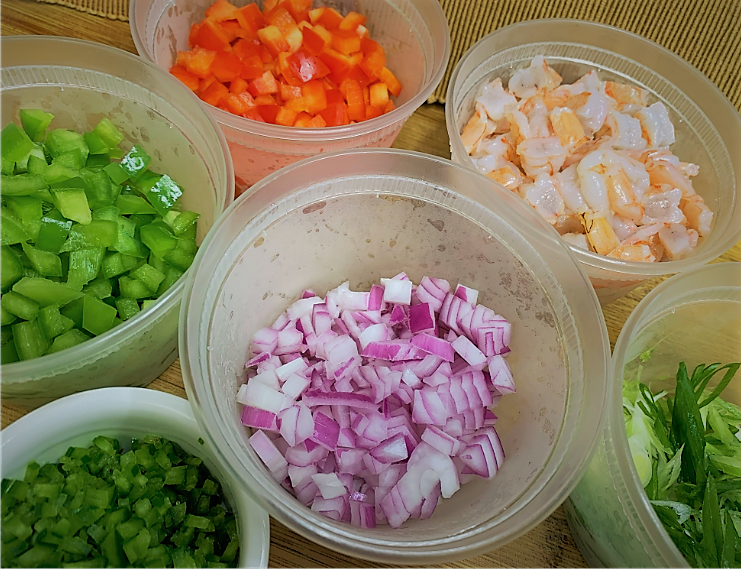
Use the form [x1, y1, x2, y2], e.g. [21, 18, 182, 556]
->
[280, 82, 303, 100]
[319, 102, 347, 126]
[325, 89, 343, 105]
[254, 94, 277, 105]
[302, 26, 326, 55]
[285, 97, 311, 113]
[235, 3, 264, 32]
[365, 105, 383, 120]
[338, 11, 366, 32]
[205, 0, 238, 21]
[362, 86, 370, 107]
[188, 23, 202, 48]
[265, 6, 303, 52]
[230, 77, 249, 94]
[349, 51, 364, 67]
[210, 51, 244, 83]
[257, 104, 281, 123]
[369, 81, 389, 109]
[288, 0, 312, 14]
[223, 91, 256, 114]
[312, 24, 332, 46]
[302, 79, 327, 114]
[201, 81, 230, 106]
[356, 25, 369, 38]
[293, 112, 313, 126]
[359, 37, 385, 80]
[263, 0, 279, 12]
[306, 114, 327, 127]
[185, 47, 217, 78]
[385, 99, 396, 113]
[220, 21, 253, 42]
[192, 19, 231, 51]
[346, 65, 372, 89]
[248, 70, 279, 95]
[340, 78, 365, 121]
[331, 29, 361, 55]
[170, 65, 200, 91]
[318, 48, 354, 83]
[318, 7, 343, 30]
[199, 74, 217, 92]
[275, 107, 299, 126]
[257, 25, 290, 57]
[308, 7, 325, 23]
[285, 49, 330, 84]
[380, 66, 402, 97]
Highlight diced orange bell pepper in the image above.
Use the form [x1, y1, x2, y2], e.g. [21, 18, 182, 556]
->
[349, 51, 364, 67]
[189, 23, 202, 48]
[288, 0, 311, 14]
[356, 24, 369, 38]
[257, 104, 281, 123]
[318, 102, 347, 126]
[185, 47, 217, 78]
[176, 50, 192, 68]
[302, 79, 327, 114]
[302, 26, 326, 55]
[322, 77, 338, 91]
[293, 111, 313, 126]
[365, 105, 383, 120]
[340, 78, 365, 121]
[275, 107, 299, 126]
[220, 21, 251, 42]
[280, 82, 303, 100]
[169, 65, 200, 91]
[199, 74, 217, 92]
[362, 85, 370, 107]
[205, 0, 238, 21]
[285, 97, 311, 113]
[380, 66, 402, 97]
[257, 25, 290, 57]
[235, 3, 264, 32]
[306, 114, 327, 127]
[318, 7, 343, 30]
[230, 77, 249, 94]
[239, 55, 264, 79]
[331, 29, 361, 55]
[254, 94, 277, 105]
[248, 70, 279, 95]
[359, 37, 385, 79]
[192, 19, 232, 51]
[201, 81, 230, 106]
[369, 81, 389, 109]
[338, 11, 366, 32]
[264, 60, 278, 74]
[308, 7, 325, 24]
[263, 0, 279, 12]
[273, 0, 304, 24]
[318, 48, 354, 83]
[312, 24, 332, 46]
[210, 51, 245, 83]
[223, 91, 257, 114]
[385, 99, 395, 113]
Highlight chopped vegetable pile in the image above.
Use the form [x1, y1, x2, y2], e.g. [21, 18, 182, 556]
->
[170, 0, 402, 127]
[1, 435, 240, 568]
[625, 357, 741, 567]
[1, 109, 200, 364]
[239, 274, 514, 528]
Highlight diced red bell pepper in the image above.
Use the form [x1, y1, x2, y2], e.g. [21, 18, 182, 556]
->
[293, 111, 313, 126]
[192, 19, 232, 51]
[288, 0, 311, 14]
[185, 47, 217, 78]
[350, 51, 363, 67]
[340, 78, 365, 121]
[257, 104, 281, 123]
[302, 26, 326, 55]
[331, 29, 361, 55]
[264, 60, 278, 74]
[338, 11, 366, 32]
[380, 66, 402, 97]
[325, 88, 343, 105]
[265, 6, 303, 52]
[254, 94, 277, 105]
[230, 77, 249, 94]
[242, 107, 266, 122]
[223, 92, 257, 114]
[306, 114, 327, 127]
[205, 0, 238, 21]
[308, 7, 325, 24]
[365, 105, 383, 120]
[284, 49, 330, 85]
[318, 48, 354, 83]
[235, 3, 264, 32]
[199, 74, 217, 92]
[210, 51, 244, 83]
[385, 99, 395, 113]
[169, 65, 200, 91]
[356, 24, 368, 38]
[238, 55, 264, 79]
[362, 85, 370, 107]
[189, 22, 202, 48]
[359, 37, 385, 80]
[285, 97, 311, 113]
[272, 0, 304, 24]
[275, 107, 299, 126]
[280, 82, 303, 100]
[302, 79, 327, 114]
[248, 70, 279, 95]
[263, 0, 279, 12]
[345, 65, 372, 89]
[318, 7, 343, 30]
[369, 81, 389, 109]
[322, 76, 338, 91]
[312, 24, 332, 46]
[201, 81, 230, 106]
[318, 102, 347, 126]
[257, 25, 290, 57]
[220, 20, 254, 42]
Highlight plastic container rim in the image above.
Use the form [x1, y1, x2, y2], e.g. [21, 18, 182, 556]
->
[0, 35, 235, 382]
[129, 0, 451, 142]
[445, 19, 741, 278]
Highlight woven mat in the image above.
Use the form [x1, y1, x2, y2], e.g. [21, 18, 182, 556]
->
[36, 0, 741, 109]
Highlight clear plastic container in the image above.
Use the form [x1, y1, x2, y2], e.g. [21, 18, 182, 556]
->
[445, 20, 741, 305]
[566, 262, 741, 567]
[1, 387, 270, 568]
[1, 36, 234, 408]
[130, 0, 450, 196]
[179, 148, 611, 563]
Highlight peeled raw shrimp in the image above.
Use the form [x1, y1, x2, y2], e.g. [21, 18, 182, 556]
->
[506, 110, 532, 147]
[554, 213, 586, 235]
[508, 56, 562, 99]
[522, 97, 552, 138]
[681, 194, 713, 236]
[554, 164, 588, 213]
[550, 107, 588, 150]
[567, 91, 614, 135]
[487, 165, 525, 191]
[577, 149, 644, 222]
[476, 78, 519, 122]
[581, 211, 621, 255]
[641, 187, 686, 225]
[604, 81, 649, 110]
[609, 214, 638, 241]
[646, 160, 696, 197]
[519, 173, 565, 223]
[562, 232, 591, 250]
[635, 102, 675, 148]
[658, 223, 698, 260]
[605, 110, 647, 150]
[461, 103, 488, 154]
[516, 136, 567, 177]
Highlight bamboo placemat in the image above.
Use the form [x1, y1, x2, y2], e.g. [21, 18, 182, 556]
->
[30, 0, 741, 109]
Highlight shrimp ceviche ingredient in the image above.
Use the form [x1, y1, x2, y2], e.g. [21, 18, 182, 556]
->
[239, 274, 514, 528]
[461, 56, 713, 262]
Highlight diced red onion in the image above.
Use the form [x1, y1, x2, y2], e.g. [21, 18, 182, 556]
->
[410, 333, 454, 362]
[381, 278, 412, 305]
[454, 284, 479, 305]
[488, 355, 516, 394]
[241, 406, 278, 431]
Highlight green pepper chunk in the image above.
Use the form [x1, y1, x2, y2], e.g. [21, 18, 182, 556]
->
[83, 276, 113, 300]
[48, 329, 90, 353]
[19, 109, 54, 142]
[130, 264, 166, 294]
[21, 243, 63, 277]
[1, 305, 18, 326]
[1, 173, 49, 196]
[67, 248, 106, 289]
[45, 129, 89, 163]
[43, 163, 79, 185]
[103, 162, 129, 185]
[1, 123, 34, 163]
[26, 154, 48, 176]
[15, 144, 47, 174]
[36, 210, 73, 254]
[50, 188, 92, 226]
[12, 319, 49, 360]
[120, 144, 151, 181]
[2, 291, 40, 321]
[118, 277, 152, 300]
[38, 305, 75, 339]
[140, 223, 177, 259]
[82, 294, 117, 335]
[53, 149, 87, 170]
[61, 220, 119, 252]
[2, 246, 24, 292]
[83, 132, 109, 156]
[141, 174, 183, 217]
[116, 195, 156, 215]
[115, 298, 141, 321]
[1, 339, 19, 363]
[12, 277, 83, 307]
[1, 207, 31, 245]
[92, 118, 124, 149]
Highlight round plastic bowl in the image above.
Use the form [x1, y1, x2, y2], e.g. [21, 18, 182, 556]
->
[1, 387, 270, 567]
[566, 262, 741, 567]
[1, 36, 234, 408]
[179, 148, 611, 563]
[130, 0, 450, 195]
[445, 20, 741, 305]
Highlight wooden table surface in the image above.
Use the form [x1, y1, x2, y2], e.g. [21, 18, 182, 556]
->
[2, 2, 741, 566]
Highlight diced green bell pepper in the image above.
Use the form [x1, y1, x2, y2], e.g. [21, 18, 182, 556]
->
[12, 319, 49, 360]
[92, 118, 124, 149]
[27, 154, 49, 176]
[84, 132, 109, 156]
[38, 305, 75, 339]
[169, 211, 200, 237]
[2, 290, 40, 321]
[15, 144, 47, 174]
[59, 296, 84, 327]
[51, 188, 91, 225]
[61, 220, 118, 252]
[81, 169, 116, 209]
[120, 144, 151, 181]
[83, 276, 112, 300]
[118, 277, 152, 300]
[1, 305, 18, 326]
[116, 195, 156, 215]
[43, 163, 79, 185]
[92, 206, 121, 222]
[2, 246, 24, 292]
[12, 277, 84, 307]
[86, 154, 112, 169]
[21, 242, 63, 277]
[36, 210, 73, 253]
[156, 266, 184, 297]
[7, 195, 43, 228]
[45, 129, 89, 163]
[1, 123, 34, 163]
[1, 336, 19, 363]
[82, 294, 117, 335]
[130, 264, 165, 294]
[140, 223, 177, 259]
[164, 237, 197, 271]
[67, 248, 106, 289]
[110, 228, 149, 259]
[48, 329, 90, 354]
[19, 109, 54, 142]
[53, 150, 86, 170]
[1, 173, 49, 196]
[1, 207, 31, 245]
[144, 174, 183, 217]
[115, 298, 140, 321]
[103, 162, 129, 185]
